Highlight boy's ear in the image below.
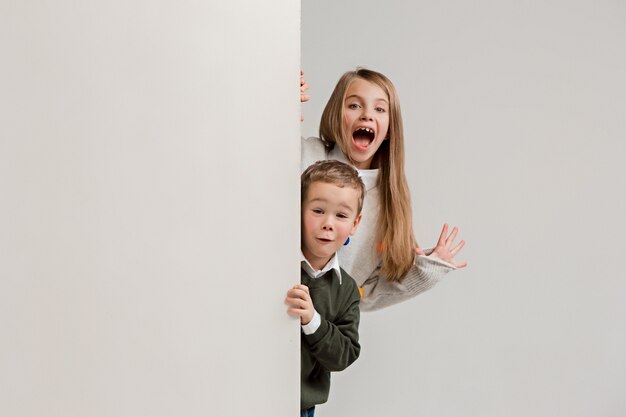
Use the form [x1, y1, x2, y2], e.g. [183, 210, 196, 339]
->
[350, 213, 362, 235]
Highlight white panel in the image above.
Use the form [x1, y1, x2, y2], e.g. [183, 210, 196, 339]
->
[0, 1, 300, 416]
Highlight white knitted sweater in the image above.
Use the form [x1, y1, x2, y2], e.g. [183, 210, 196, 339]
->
[302, 137, 456, 311]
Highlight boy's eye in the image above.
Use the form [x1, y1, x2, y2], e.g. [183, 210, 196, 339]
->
[312, 208, 323, 214]
[336, 213, 348, 219]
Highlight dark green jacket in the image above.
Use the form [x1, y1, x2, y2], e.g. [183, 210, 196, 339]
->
[301, 267, 361, 410]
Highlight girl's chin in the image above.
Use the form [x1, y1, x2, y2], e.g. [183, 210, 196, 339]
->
[348, 155, 374, 170]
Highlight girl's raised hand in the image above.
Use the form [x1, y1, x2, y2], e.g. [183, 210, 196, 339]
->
[421, 224, 468, 268]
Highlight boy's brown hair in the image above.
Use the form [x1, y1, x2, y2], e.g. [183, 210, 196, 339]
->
[301, 160, 365, 215]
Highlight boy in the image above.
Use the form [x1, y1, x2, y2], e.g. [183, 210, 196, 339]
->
[285, 160, 365, 417]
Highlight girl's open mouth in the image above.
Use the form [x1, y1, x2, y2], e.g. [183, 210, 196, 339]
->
[352, 127, 375, 150]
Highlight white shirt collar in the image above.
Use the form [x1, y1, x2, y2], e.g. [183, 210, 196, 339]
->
[300, 251, 342, 284]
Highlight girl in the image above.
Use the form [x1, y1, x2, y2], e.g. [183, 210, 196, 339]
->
[301, 68, 467, 311]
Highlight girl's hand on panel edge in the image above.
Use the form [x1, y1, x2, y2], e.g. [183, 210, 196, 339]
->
[301, 70, 310, 102]
[300, 70, 310, 122]
[419, 223, 468, 268]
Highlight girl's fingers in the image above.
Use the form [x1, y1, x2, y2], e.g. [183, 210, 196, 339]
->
[437, 223, 449, 246]
[445, 226, 459, 248]
[300, 72, 310, 103]
[415, 247, 425, 256]
[450, 240, 465, 256]
[454, 260, 468, 269]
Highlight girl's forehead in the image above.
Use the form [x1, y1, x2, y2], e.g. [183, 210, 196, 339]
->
[345, 78, 388, 101]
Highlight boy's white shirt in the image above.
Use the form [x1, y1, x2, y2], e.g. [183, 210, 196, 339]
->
[300, 251, 343, 335]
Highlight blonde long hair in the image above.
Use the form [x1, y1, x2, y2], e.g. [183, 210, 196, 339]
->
[320, 68, 416, 283]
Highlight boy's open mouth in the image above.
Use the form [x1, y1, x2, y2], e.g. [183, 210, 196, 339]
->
[352, 127, 375, 149]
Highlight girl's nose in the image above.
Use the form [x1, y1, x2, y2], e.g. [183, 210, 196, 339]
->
[359, 111, 373, 121]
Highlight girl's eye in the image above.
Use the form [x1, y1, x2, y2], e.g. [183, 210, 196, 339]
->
[376, 107, 387, 113]
[348, 103, 360, 110]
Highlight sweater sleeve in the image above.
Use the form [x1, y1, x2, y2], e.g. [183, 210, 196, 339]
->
[359, 252, 457, 311]
[302, 292, 360, 372]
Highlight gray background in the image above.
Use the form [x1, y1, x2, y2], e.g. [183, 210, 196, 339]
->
[0, 1, 300, 416]
[303, 0, 626, 416]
